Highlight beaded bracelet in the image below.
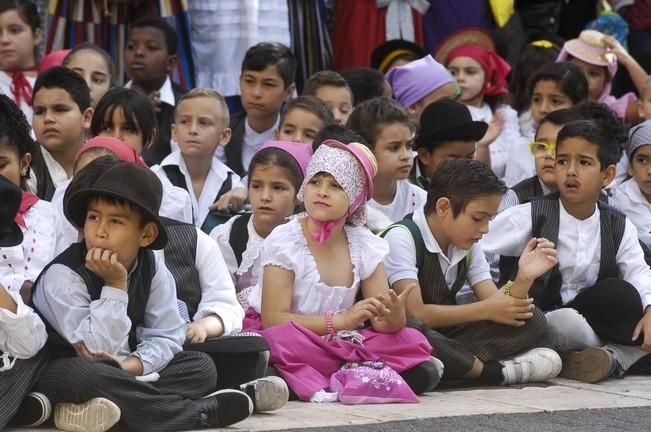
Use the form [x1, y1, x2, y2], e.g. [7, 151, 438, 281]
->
[503, 280, 514, 296]
[326, 310, 336, 339]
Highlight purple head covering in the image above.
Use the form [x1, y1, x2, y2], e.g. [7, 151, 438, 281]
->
[385, 55, 453, 108]
[256, 140, 313, 177]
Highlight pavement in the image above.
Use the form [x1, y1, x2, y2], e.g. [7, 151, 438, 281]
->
[12, 375, 651, 432]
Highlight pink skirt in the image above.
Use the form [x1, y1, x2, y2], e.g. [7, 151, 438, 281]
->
[244, 309, 433, 401]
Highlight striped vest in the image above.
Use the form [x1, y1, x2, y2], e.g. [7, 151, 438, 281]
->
[31, 243, 153, 357]
[161, 218, 202, 320]
[512, 175, 544, 205]
[507, 193, 625, 311]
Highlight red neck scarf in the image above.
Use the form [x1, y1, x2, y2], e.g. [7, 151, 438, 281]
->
[8, 68, 37, 106]
[15, 191, 39, 229]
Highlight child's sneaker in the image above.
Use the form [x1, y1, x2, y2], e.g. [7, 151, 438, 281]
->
[240, 376, 289, 412]
[199, 389, 253, 427]
[500, 347, 562, 385]
[10, 392, 51, 427]
[560, 346, 613, 383]
[54, 397, 120, 432]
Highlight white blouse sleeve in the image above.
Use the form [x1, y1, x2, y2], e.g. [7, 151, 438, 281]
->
[260, 222, 299, 272]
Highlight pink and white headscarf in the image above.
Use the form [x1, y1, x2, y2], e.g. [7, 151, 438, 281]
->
[297, 140, 377, 244]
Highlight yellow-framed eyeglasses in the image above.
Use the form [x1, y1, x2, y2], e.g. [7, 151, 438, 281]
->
[528, 141, 556, 158]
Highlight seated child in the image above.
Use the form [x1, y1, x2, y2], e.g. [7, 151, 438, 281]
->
[409, 98, 487, 190]
[504, 62, 589, 186]
[211, 141, 311, 310]
[275, 95, 335, 145]
[244, 140, 440, 402]
[28, 66, 93, 200]
[383, 158, 561, 385]
[347, 97, 425, 231]
[435, 28, 520, 182]
[223, 42, 296, 177]
[63, 42, 113, 107]
[385, 55, 457, 121]
[611, 120, 651, 248]
[0, 174, 50, 430]
[124, 17, 186, 165]
[89, 86, 193, 224]
[152, 88, 240, 232]
[32, 161, 254, 432]
[499, 108, 584, 212]
[0, 0, 41, 122]
[484, 120, 651, 383]
[557, 29, 648, 123]
[0, 94, 57, 302]
[302, 70, 354, 125]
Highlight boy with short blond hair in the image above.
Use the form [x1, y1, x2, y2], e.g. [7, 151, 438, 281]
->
[152, 87, 240, 232]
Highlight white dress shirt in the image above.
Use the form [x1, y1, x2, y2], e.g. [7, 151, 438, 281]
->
[382, 204, 492, 288]
[241, 116, 279, 173]
[0, 286, 47, 359]
[611, 178, 651, 248]
[482, 200, 651, 309]
[32, 252, 185, 375]
[154, 150, 240, 228]
[156, 228, 244, 335]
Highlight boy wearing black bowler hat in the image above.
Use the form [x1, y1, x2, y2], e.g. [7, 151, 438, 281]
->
[0, 174, 51, 430]
[409, 98, 488, 190]
[31, 161, 254, 432]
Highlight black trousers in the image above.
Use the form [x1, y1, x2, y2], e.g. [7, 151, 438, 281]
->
[35, 351, 217, 432]
[0, 349, 49, 429]
[184, 331, 269, 390]
[409, 307, 548, 378]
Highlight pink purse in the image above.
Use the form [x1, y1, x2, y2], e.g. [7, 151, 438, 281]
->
[330, 360, 419, 404]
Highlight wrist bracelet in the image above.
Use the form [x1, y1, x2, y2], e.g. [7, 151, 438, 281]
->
[326, 310, 336, 339]
[503, 280, 514, 296]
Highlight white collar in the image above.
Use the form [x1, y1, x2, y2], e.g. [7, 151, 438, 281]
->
[243, 116, 279, 144]
[40, 145, 69, 186]
[124, 76, 176, 106]
[622, 178, 651, 206]
[413, 205, 469, 266]
[538, 178, 552, 195]
[559, 199, 600, 224]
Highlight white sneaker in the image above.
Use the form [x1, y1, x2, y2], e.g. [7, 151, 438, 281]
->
[54, 397, 120, 432]
[240, 376, 289, 412]
[500, 347, 562, 385]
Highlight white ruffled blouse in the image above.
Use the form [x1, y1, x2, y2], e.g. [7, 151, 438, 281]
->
[247, 217, 389, 316]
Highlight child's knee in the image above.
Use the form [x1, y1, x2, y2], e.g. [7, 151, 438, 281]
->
[545, 308, 602, 351]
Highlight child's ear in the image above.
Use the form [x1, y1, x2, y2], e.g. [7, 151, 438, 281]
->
[20, 152, 32, 177]
[638, 101, 648, 120]
[602, 164, 617, 188]
[273, 128, 280, 140]
[435, 197, 451, 217]
[139, 222, 159, 248]
[627, 162, 634, 177]
[32, 28, 43, 48]
[220, 127, 232, 146]
[82, 107, 94, 129]
[171, 123, 177, 142]
[166, 54, 178, 74]
[283, 84, 296, 102]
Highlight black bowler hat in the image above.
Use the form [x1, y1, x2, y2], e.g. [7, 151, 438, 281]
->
[415, 98, 488, 150]
[370, 39, 427, 74]
[0, 175, 23, 247]
[65, 161, 168, 249]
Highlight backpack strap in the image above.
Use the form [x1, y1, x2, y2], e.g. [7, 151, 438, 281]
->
[379, 213, 424, 270]
[229, 213, 253, 267]
[162, 165, 188, 192]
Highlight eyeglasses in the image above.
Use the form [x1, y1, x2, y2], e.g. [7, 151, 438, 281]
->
[529, 141, 556, 158]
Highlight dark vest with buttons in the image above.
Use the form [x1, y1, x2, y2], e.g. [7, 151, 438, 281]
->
[499, 192, 625, 312]
[418, 249, 470, 306]
[31, 243, 154, 358]
[161, 217, 202, 319]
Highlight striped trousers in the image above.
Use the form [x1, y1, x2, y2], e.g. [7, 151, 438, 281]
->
[0, 349, 49, 429]
[408, 307, 548, 378]
[35, 351, 217, 432]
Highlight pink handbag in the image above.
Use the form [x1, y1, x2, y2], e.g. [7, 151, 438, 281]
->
[330, 360, 419, 404]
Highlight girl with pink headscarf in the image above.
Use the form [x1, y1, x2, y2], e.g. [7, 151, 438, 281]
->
[557, 30, 648, 123]
[243, 139, 438, 403]
[435, 28, 523, 184]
